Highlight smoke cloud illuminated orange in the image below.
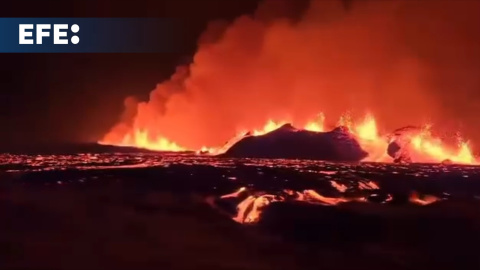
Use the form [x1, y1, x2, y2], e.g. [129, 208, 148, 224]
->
[100, 0, 480, 164]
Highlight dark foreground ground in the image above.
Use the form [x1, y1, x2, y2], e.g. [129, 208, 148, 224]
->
[1, 154, 480, 270]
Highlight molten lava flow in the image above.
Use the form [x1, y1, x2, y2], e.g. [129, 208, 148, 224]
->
[408, 127, 476, 164]
[252, 120, 287, 136]
[99, 129, 185, 152]
[220, 187, 247, 199]
[354, 114, 379, 141]
[304, 113, 325, 132]
[337, 114, 354, 131]
[330, 180, 348, 193]
[409, 191, 440, 205]
[100, 112, 477, 164]
[351, 114, 390, 162]
[218, 187, 443, 225]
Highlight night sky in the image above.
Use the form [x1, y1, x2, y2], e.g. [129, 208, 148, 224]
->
[0, 0, 264, 150]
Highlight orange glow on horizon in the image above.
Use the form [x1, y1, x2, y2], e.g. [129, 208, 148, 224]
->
[98, 112, 477, 165]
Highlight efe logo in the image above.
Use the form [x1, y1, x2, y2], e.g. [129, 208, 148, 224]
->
[19, 24, 80, 45]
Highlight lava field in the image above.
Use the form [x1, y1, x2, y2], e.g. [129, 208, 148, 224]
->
[1, 153, 480, 269]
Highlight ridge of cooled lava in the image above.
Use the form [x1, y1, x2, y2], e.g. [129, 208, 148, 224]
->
[219, 123, 368, 162]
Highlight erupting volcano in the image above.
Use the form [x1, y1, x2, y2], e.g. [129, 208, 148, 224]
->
[5, 0, 480, 269]
[100, 110, 477, 164]
[99, 0, 480, 165]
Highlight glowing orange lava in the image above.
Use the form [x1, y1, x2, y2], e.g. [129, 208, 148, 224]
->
[408, 127, 476, 164]
[99, 129, 185, 152]
[99, 112, 477, 165]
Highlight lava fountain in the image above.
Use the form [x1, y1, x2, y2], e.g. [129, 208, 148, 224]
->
[99, 112, 477, 164]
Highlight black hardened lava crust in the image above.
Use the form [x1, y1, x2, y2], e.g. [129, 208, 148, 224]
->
[0, 153, 480, 270]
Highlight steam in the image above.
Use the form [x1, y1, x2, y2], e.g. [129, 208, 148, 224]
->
[103, 0, 480, 150]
